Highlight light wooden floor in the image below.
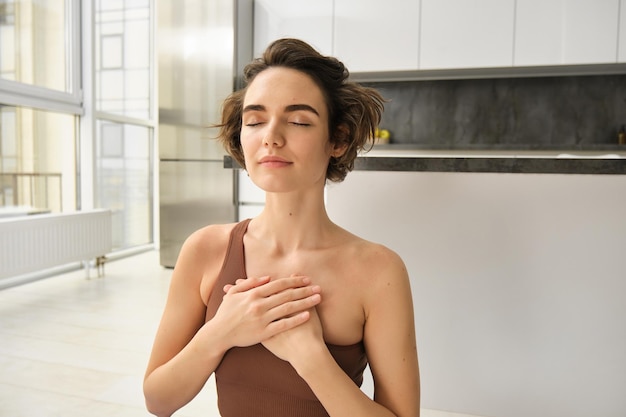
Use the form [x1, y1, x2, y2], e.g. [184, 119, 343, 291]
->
[0, 249, 480, 417]
[0, 250, 218, 417]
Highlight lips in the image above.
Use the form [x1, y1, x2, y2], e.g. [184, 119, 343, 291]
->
[259, 155, 292, 167]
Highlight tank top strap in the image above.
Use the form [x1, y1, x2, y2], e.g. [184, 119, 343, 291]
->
[205, 218, 251, 321]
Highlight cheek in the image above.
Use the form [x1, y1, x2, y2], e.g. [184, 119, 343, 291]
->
[239, 136, 266, 174]
[241, 144, 255, 168]
[239, 130, 258, 153]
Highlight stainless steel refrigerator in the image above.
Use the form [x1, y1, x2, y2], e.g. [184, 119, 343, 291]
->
[157, 0, 245, 267]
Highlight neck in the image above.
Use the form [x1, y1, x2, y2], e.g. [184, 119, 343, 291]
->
[250, 189, 337, 253]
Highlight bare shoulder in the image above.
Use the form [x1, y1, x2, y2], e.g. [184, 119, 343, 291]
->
[173, 221, 240, 304]
[335, 228, 410, 296]
[342, 231, 408, 282]
[181, 221, 237, 255]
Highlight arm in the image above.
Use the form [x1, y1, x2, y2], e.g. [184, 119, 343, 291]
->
[143, 228, 229, 416]
[264, 248, 421, 417]
[143, 227, 322, 416]
[361, 250, 420, 416]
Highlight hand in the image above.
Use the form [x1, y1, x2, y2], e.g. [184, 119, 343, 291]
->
[212, 275, 321, 349]
[261, 303, 325, 366]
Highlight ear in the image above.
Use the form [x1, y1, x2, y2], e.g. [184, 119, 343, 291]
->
[331, 143, 348, 158]
[330, 124, 349, 158]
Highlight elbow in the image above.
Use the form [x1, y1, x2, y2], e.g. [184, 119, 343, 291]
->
[143, 381, 173, 417]
[144, 398, 172, 417]
[144, 395, 167, 417]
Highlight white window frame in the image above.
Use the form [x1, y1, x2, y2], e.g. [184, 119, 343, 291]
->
[0, 0, 83, 115]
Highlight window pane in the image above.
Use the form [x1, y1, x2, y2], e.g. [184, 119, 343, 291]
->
[95, 0, 152, 118]
[0, 105, 76, 214]
[0, 0, 71, 93]
[95, 120, 152, 250]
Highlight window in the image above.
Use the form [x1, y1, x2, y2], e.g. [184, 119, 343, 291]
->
[0, 0, 155, 252]
[0, 105, 74, 212]
[0, 0, 79, 100]
[0, 0, 79, 216]
[94, 0, 155, 250]
[96, 120, 152, 249]
[95, 0, 152, 119]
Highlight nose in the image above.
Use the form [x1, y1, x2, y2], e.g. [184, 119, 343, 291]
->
[262, 121, 285, 148]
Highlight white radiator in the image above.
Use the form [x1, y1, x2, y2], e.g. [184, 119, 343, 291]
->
[0, 209, 112, 280]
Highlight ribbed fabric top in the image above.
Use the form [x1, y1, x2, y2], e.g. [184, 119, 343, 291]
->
[205, 219, 368, 417]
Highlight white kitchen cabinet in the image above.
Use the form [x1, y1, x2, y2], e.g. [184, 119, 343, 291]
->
[333, 0, 420, 72]
[515, 0, 620, 66]
[419, 0, 515, 69]
[253, 0, 333, 57]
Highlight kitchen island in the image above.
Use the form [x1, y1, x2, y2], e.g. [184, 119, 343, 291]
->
[324, 152, 626, 417]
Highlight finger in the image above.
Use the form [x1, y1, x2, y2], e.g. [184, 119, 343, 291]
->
[265, 310, 310, 336]
[223, 278, 249, 293]
[261, 283, 321, 313]
[266, 284, 321, 307]
[253, 275, 312, 298]
[226, 276, 270, 294]
[266, 292, 321, 323]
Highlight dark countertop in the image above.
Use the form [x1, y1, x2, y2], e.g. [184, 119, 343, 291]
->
[353, 156, 626, 175]
[369, 143, 626, 152]
[224, 154, 626, 175]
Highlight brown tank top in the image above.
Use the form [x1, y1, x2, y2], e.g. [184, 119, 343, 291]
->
[205, 219, 368, 417]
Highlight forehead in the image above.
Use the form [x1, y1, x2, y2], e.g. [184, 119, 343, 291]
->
[243, 67, 327, 115]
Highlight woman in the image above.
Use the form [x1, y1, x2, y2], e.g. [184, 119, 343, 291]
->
[144, 38, 420, 417]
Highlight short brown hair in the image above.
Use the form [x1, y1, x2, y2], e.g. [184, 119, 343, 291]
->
[217, 38, 385, 182]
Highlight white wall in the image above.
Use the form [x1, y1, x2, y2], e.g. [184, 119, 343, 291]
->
[327, 170, 626, 417]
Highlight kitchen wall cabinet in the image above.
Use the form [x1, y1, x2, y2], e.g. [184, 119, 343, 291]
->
[515, 0, 620, 66]
[419, 0, 515, 69]
[251, 0, 626, 74]
[333, 0, 420, 72]
[253, 0, 333, 57]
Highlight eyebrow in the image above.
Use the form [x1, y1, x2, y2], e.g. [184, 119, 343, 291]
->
[242, 103, 320, 117]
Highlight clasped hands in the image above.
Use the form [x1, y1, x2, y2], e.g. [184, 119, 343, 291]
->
[216, 274, 324, 364]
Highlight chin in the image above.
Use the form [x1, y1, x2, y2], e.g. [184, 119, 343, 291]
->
[250, 177, 296, 193]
